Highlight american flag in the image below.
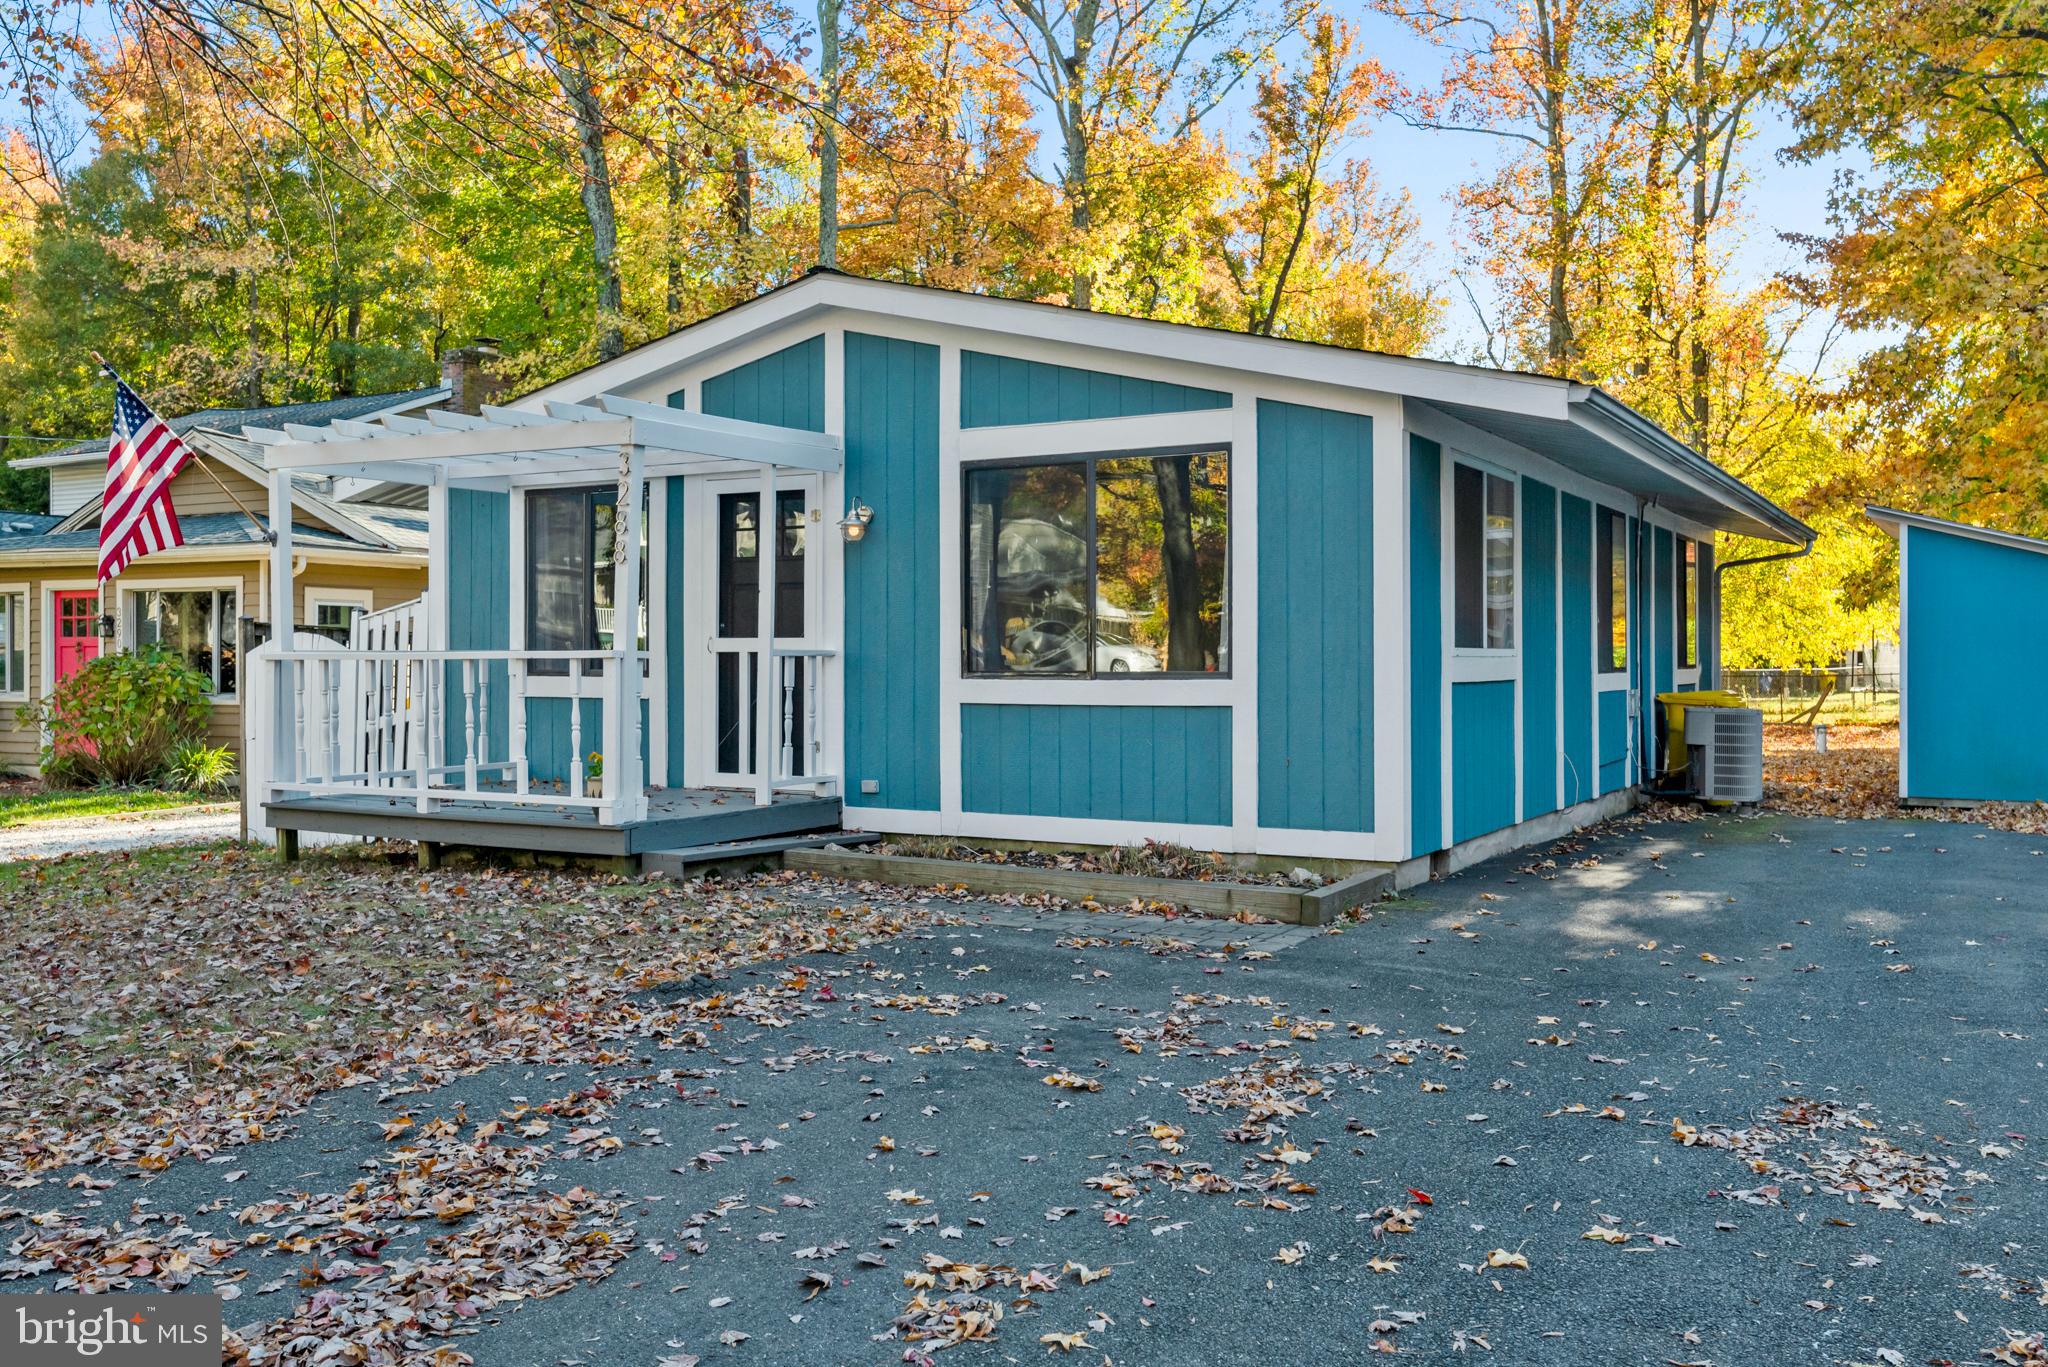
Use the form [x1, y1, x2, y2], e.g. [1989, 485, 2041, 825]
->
[99, 377, 193, 582]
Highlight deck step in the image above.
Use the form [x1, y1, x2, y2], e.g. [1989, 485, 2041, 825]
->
[642, 830, 882, 876]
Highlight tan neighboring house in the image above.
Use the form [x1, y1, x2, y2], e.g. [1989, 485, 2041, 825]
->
[0, 386, 443, 776]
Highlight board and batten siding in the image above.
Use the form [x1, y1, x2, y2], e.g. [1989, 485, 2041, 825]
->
[1408, 434, 1444, 858]
[445, 488, 510, 769]
[697, 336, 826, 432]
[1520, 477, 1559, 818]
[960, 704, 1231, 825]
[1902, 523, 2048, 801]
[959, 352, 1230, 428]
[1451, 680, 1516, 843]
[1256, 400, 1373, 833]
[1559, 494, 1596, 807]
[843, 332, 940, 810]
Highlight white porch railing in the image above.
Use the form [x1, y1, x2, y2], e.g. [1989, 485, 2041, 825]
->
[770, 646, 838, 794]
[261, 647, 651, 824]
[350, 597, 425, 652]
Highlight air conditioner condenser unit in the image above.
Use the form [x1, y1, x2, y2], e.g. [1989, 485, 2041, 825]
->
[1683, 704, 1764, 804]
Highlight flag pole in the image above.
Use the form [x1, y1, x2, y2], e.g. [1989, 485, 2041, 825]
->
[90, 352, 277, 545]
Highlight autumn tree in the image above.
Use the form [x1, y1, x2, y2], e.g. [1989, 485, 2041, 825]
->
[990, 0, 1302, 309]
[1204, 13, 1438, 350]
[1786, 0, 2048, 531]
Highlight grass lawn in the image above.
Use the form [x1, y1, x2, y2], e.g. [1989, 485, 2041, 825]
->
[0, 780, 224, 827]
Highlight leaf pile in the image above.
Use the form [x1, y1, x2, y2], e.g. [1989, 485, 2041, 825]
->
[0, 845, 925, 1181]
[1766, 724, 2048, 831]
[1672, 1096, 1982, 1220]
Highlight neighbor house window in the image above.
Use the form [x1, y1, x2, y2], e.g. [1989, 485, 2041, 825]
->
[1453, 463, 1515, 650]
[310, 597, 365, 640]
[135, 588, 237, 695]
[0, 592, 24, 694]
[963, 449, 1230, 677]
[1598, 511, 1628, 674]
[525, 485, 647, 675]
[1678, 538, 1698, 669]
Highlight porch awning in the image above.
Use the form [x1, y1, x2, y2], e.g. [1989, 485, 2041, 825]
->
[244, 394, 841, 485]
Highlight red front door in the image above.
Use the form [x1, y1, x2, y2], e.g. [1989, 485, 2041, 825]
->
[54, 591, 101, 682]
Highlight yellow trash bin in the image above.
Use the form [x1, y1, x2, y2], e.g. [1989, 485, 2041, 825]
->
[1656, 689, 1743, 781]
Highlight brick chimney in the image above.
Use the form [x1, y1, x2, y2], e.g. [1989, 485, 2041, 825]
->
[439, 337, 507, 416]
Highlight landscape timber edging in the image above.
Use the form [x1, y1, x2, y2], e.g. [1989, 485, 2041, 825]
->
[782, 847, 1395, 926]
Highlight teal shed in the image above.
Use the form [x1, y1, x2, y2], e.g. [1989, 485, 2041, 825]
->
[1869, 505, 2048, 805]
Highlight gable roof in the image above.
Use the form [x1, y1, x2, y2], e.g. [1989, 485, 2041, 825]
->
[0, 424, 429, 562]
[1866, 504, 2048, 557]
[12, 385, 450, 470]
[518, 270, 1810, 545]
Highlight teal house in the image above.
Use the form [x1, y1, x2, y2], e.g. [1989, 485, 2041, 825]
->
[1867, 505, 2048, 806]
[243, 272, 1808, 882]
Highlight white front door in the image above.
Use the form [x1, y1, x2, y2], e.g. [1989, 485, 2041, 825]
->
[690, 474, 823, 788]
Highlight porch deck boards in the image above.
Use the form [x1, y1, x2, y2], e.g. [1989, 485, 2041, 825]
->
[264, 787, 842, 857]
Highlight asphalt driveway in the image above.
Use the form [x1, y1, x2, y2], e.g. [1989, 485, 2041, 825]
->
[6, 811, 2045, 1365]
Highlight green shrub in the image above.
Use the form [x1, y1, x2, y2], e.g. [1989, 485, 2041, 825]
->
[17, 648, 213, 787]
[165, 740, 237, 794]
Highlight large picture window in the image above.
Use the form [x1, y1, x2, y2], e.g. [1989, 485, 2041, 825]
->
[1678, 538, 1698, 669]
[1598, 510, 1628, 673]
[135, 588, 237, 695]
[0, 591, 24, 695]
[525, 485, 647, 675]
[1453, 463, 1515, 650]
[963, 449, 1230, 677]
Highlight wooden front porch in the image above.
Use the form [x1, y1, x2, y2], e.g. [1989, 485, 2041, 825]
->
[264, 785, 843, 858]
[242, 391, 850, 861]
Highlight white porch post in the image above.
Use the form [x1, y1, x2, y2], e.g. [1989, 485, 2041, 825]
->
[268, 466, 295, 640]
[267, 466, 296, 788]
[611, 442, 647, 823]
[754, 461, 777, 807]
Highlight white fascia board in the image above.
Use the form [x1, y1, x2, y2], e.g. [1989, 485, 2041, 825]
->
[520, 273, 1576, 422]
[1565, 406, 1798, 544]
[811, 277, 1573, 417]
[520, 291, 840, 409]
[1865, 503, 2048, 558]
[12, 447, 104, 470]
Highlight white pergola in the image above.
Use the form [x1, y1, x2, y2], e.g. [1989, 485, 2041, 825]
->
[247, 395, 844, 813]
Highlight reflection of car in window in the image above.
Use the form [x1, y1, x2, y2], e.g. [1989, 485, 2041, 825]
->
[1007, 609, 1162, 674]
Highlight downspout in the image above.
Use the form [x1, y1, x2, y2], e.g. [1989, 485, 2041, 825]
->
[1712, 537, 1815, 685]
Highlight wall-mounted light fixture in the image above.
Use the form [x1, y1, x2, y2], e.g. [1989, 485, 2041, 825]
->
[838, 497, 874, 543]
[95, 612, 117, 640]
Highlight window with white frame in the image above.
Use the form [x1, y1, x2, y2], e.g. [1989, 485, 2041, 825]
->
[134, 587, 237, 695]
[309, 595, 368, 639]
[1453, 463, 1515, 650]
[962, 449, 1231, 677]
[1677, 538, 1698, 669]
[524, 484, 648, 676]
[0, 591, 24, 694]
[1598, 510, 1628, 674]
